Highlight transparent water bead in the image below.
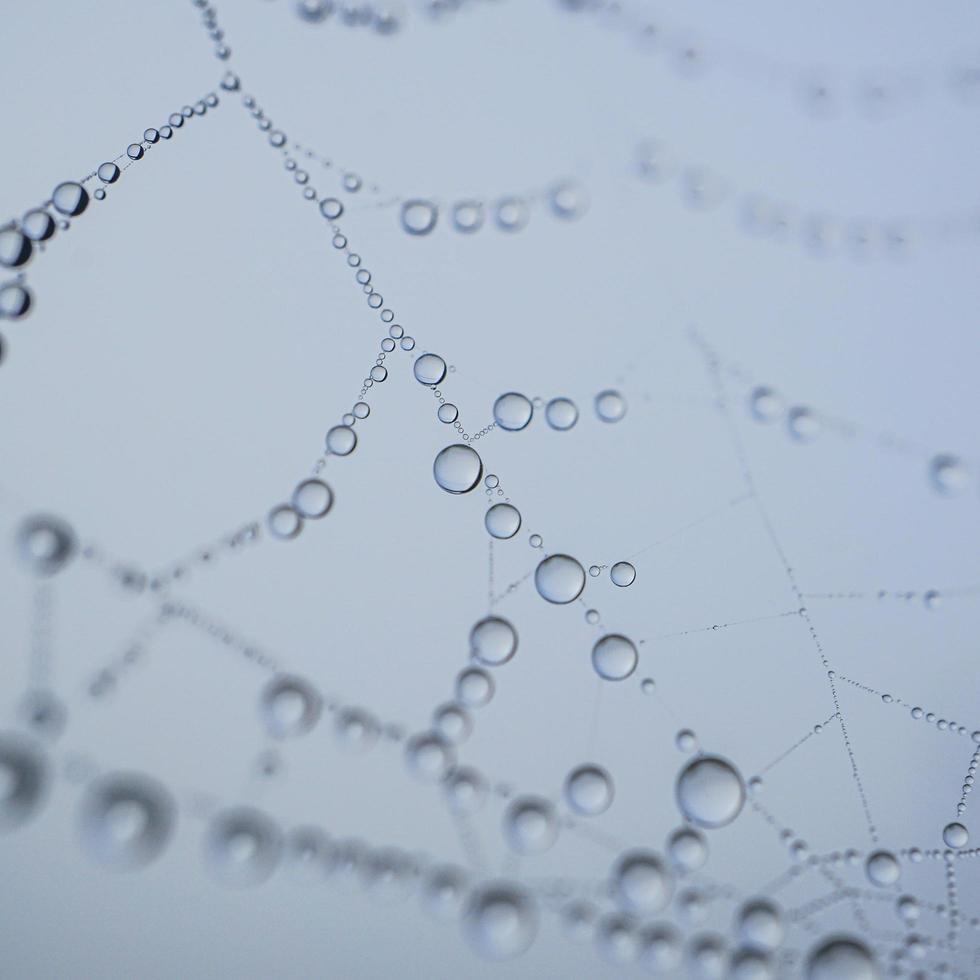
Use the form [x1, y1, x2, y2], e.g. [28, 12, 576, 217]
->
[612, 849, 674, 914]
[51, 181, 88, 216]
[737, 899, 784, 951]
[485, 503, 521, 539]
[595, 389, 627, 422]
[0, 283, 32, 318]
[503, 796, 558, 854]
[864, 850, 900, 886]
[463, 882, 538, 960]
[267, 504, 302, 540]
[494, 197, 529, 232]
[493, 392, 533, 431]
[0, 227, 32, 267]
[78, 772, 176, 870]
[413, 352, 446, 385]
[433, 444, 483, 494]
[319, 197, 344, 220]
[564, 764, 614, 816]
[291, 478, 333, 519]
[259, 674, 323, 738]
[675, 755, 746, 828]
[204, 806, 283, 887]
[942, 821, 969, 848]
[929, 454, 967, 495]
[470, 616, 518, 666]
[404, 732, 455, 782]
[16, 514, 76, 576]
[453, 200, 484, 233]
[455, 667, 495, 708]
[804, 936, 877, 980]
[667, 826, 708, 872]
[610, 561, 636, 587]
[535, 554, 586, 604]
[326, 424, 357, 456]
[545, 396, 579, 430]
[591, 634, 638, 681]
[21, 209, 55, 241]
[749, 386, 782, 422]
[400, 199, 438, 236]
[437, 403, 458, 423]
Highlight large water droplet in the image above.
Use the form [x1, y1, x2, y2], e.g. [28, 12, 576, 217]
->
[485, 503, 521, 539]
[267, 504, 302, 540]
[595, 389, 627, 422]
[433, 444, 483, 493]
[737, 899, 784, 951]
[291, 478, 333, 518]
[503, 796, 558, 853]
[545, 397, 579, 430]
[21, 209, 55, 241]
[401, 199, 438, 236]
[864, 850, 900, 887]
[0, 227, 32, 267]
[413, 352, 446, 385]
[493, 392, 533, 431]
[204, 807, 283, 887]
[667, 826, 708, 872]
[591, 634, 638, 680]
[325, 424, 357, 456]
[463, 882, 538, 960]
[0, 733, 48, 831]
[455, 666, 495, 707]
[51, 181, 89, 217]
[319, 197, 344, 220]
[470, 616, 517, 665]
[535, 553, 586, 603]
[564, 764, 614, 815]
[610, 561, 635, 587]
[78, 772, 175, 870]
[942, 821, 969, 848]
[612, 849, 674, 914]
[805, 937, 878, 980]
[675, 755, 745, 828]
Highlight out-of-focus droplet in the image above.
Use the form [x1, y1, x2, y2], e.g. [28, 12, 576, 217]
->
[16, 514, 76, 576]
[455, 667, 495, 708]
[400, 199, 438, 236]
[291, 479, 333, 519]
[667, 826, 708, 872]
[612, 849, 674, 914]
[404, 732, 455, 781]
[564, 764, 614, 816]
[929, 454, 968, 496]
[0, 733, 48, 831]
[865, 850, 900, 887]
[494, 197, 529, 232]
[204, 807, 283, 887]
[804, 936, 877, 980]
[470, 616, 517, 666]
[503, 795, 558, 854]
[548, 180, 589, 220]
[260, 675, 323, 739]
[462, 882, 538, 960]
[452, 200, 484, 233]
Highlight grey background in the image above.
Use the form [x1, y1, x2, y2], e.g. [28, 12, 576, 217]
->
[1, 0, 979, 976]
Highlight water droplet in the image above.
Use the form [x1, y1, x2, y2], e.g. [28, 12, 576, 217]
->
[51, 181, 88, 217]
[463, 882, 538, 960]
[220, 70, 240, 90]
[494, 197, 529, 232]
[804, 936, 877, 980]
[896, 895, 919, 923]
[267, 504, 302, 540]
[737, 899, 784, 951]
[0, 282, 32, 318]
[748, 386, 782, 422]
[596, 914, 641, 964]
[485, 503, 521, 539]
[400, 199, 438, 236]
[528, 533, 543, 548]
[544, 396, 579, 430]
[667, 826, 708, 872]
[548, 180, 589, 220]
[535, 554, 586, 604]
[641, 677, 655, 694]
[564, 764, 614, 816]
[452, 200, 484, 233]
[640, 924, 682, 973]
[413, 352, 447, 385]
[503, 796, 558, 853]
[675, 729, 698, 753]
[21, 209, 55, 241]
[787, 406, 820, 442]
[455, 667, 495, 708]
[923, 589, 940, 609]
[612, 849, 674, 914]
[585, 609, 600, 624]
[126, 143, 144, 161]
[444, 766, 488, 813]
[595, 389, 627, 422]
[942, 821, 969, 848]
[470, 615, 517, 666]
[259, 675, 322, 738]
[404, 732, 455, 781]
[16, 514, 76, 576]
[729, 948, 773, 979]
[422, 864, 469, 918]
[325, 424, 357, 456]
[592, 634, 638, 681]
[437, 403, 458, 423]
[433, 444, 483, 493]
[864, 850, 900, 887]
[493, 392, 533, 431]
[687, 933, 729, 978]
[930, 454, 968, 495]
[343, 172, 362, 192]
[319, 197, 343, 220]
[78, 772, 175, 870]
[432, 703, 472, 744]
[610, 561, 636, 587]
[561, 900, 597, 942]
[284, 826, 336, 883]
[675, 755, 745, 828]
[290, 479, 333, 520]
[204, 806, 283, 887]
[0, 226, 31, 268]
[334, 707, 380, 752]
[0, 733, 48, 831]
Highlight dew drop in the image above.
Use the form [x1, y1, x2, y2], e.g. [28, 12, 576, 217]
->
[16, 514, 76, 576]
[640, 924, 682, 973]
[334, 707, 380, 752]
[610, 561, 636, 587]
[404, 731, 455, 782]
[267, 504, 302, 540]
[942, 821, 969, 848]
[485, 503, 521, 539]
[535, 553, 586, 604]
[493, 392, 533, 431]
[291, 478, 333, 519]
[595, 389, 627, 422]
[284, 826, 336, 883]
[470, 615, 517, 666]
[612, 849, 674, 914]
[494, 197, 529, 232]
[528, 533, 543, 548]
[432, 703, 472, 744]
[503, 796, 558, 854]
[929, 454, 968, 496]
[462, 882, 538, 960]
[126, 143, 144, 161]
[422, 864, 469, 919]
[585, 609, 600, 625]
[0, 283, 32, 319]
[51, 181, 88, 216]
[596, 914, 641, 964]
[455, 667, 495, 708]
[259, 675, 322, 739]
[675, 755, 746, 829]
[749, 386, 782, 422]
[437, 403, 458, 423]
[667, 826, 708, 872]
[0, 733, 48, 831]
[325, 424, 357, 456]
[548, 179, 589, 220]
[545, 396, 579, 430]
[0, 227, 31, 268]
[400, 199, 438, 236]
[864, 849, 900, 887]
[452, 200, 484, 233]
[787, 406, 820, 442]
[737, 899, 784, 952]
[591, 633, 638, 681]
[413, 352, 446, 385]
[444, 766, 488, 813]
[564, 764, 614, 816]
[804, 936, 877, 980]
[21, 209, 55, 242]
[204, 806, 283, 887]
[319, 197, 343, 220]
[433, 444, 483, 493]
[676, 729, 699, 753]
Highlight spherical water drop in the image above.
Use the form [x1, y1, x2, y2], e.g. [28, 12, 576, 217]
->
[485, 503, 521, 539]
[404, 732, 455, 781]
[610, 561, 636, 587]
[749, 386, 782, 422]
[788, 406, 820, 442]
[535, 553, 586, 604]
[564, 764, 614, 816]
[545, 396, 579, 431]
[326, 424, 357, 456]
[319, 197, 343, 220]
[640, 924, 682, 973]
[470, 616, 517, 666]
[0, 733, 48, 831]
[444, 766, 488, 813]
[433, 444, 482, 494]
[494, 197, 529, 232]
[0, 227, 31, 268]
[805, 936, 877, 980]
[675, 755, 745, 828]
[422, 864, 469, 919]
[930, 454, 967, 495]
[667, 826, 708, 871]
[21, 209, 55, 241]
[78, 772, 175, 870]
[737, 899, 784, 951]
[528, 533, 543, 548]
[596, 914, 641, 964]
[126, 143, 144, 161]
[687, 933, 729, 979]
[463, 883, 538, 960]
[267, 504, 302, 540]
[220, 71, 240, 91]
[204, 807, 283, 887]
[503, 796, 558, 854]
[16, 514, 76, 576]
[437, 403, 458, 423]
[591, 634, 638, 681]
[896, 895, 919, 923]
[452, 200, 484, 233]
[455, 667, 494, 708]
[51, 181, 88, 216]
[595, 389, 627, 422]
[291, 478, 333, 519]
[942, 821, 968, 848]
[730, 948, 773, 979]
[493, 392, 533, 431]
[865, 850, 900, 887]
[676, 729, 698, 753]
[259, 674, 322, 738]
[400, 199, 438, 236]
[585, 609, 599, 624]
[0, 283, 31, 319]
[432, 703, 472, 744]
[413, 352, 446, 385]
[613, 849, 674, 914]
[548, 179, 589, 220]
[334, 707, 380, 752]
[143, 127, 160, 143]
